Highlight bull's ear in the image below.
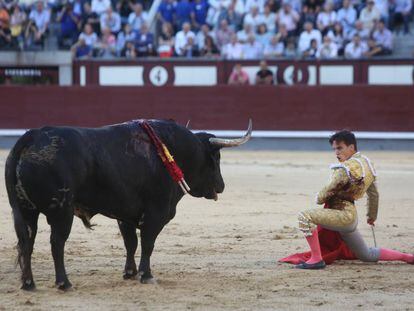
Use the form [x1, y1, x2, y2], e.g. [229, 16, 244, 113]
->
[209, 143, 222, 152]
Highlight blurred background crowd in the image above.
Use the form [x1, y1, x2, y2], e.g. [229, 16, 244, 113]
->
[0, 0, 412, 58]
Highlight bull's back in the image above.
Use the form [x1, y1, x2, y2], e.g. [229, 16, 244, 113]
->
[7, 127, 92, 212]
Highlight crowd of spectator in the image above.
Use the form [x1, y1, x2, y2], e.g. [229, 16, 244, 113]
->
[0, 0, 412, 58]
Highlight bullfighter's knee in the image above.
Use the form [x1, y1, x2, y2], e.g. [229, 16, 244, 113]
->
[298, 210, 317, 237]
[355, 247, 380, 262]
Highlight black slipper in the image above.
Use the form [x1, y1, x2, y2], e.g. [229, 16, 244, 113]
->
[295, 260, 326, 269]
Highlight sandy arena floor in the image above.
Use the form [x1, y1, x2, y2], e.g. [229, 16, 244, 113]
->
[0, 149, 413, 310]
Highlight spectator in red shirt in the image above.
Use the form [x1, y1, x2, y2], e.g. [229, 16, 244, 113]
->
[228, 63, 250, 85]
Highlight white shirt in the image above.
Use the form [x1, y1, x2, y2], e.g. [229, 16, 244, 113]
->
[327, 30, 345, 49]
[91, 0, 111, 15]
[79, 32, 98, 46]
[243, 13, 265, 28]
[100, 12, 121, 33]
[263, 12, 277, 33]
[285, 0, 302, 13]
[337, 6, 357, 33]
[236, 29, 253, 42]
[277, 9, 299, 32]
[128, 11, 149, 32]
[208, 0, 231, 10]
[196, 30, 215, 49]
[316, 42, 338, 59]
[394, 0, 412, 13]
[298, 29, 322, 52]
[242, 41, 263, 59]
[222, 42, 243, 59]
[346, 28, 370, 41]
[244, 0, 265, 13]
[345, 41, 368, 59]
[373, 28, 393, 49]
[359, 7, 380, 30]
[206, 0, 231, 25]
[317, 11, 337, 28]
[174, 30, 196, 55]
[374, 0, 389, 17]
[29, 9, 50, 32]
[233, 0, 245, 15]
[264, 41, 284, 57]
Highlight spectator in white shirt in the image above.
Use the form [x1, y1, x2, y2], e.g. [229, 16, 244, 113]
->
[25, 1, 50, 47]
[391, 0, 412, 34]
[244, 0, 265, 13]
[242, 34, 262, 59]
[217, 3, 243, 31]
[128, 3, 148, 32]
[302, 38, 318, 58]
[263, 4, 277, 33]
[316, 35, 338, 58]
[316, 1, 336, 35]
[344, 34, 368, 59]
[237, 23, 254, 43]
[359, 0, 380, 31]
[28, 1, 50, 34]
[243, 5, 265, 30]
[298, 21, 322, 54]
[232, 0, 245, 15]
[285, 0, 302, 14]
[196, 24, 215, 50]
[346, 20, 370, 41]
[91, 0, 111, 16]
[215, 19, 234, 48]
[174, 22, 195, 56]
[327, 22, 345, 55]
[206, 0, 231, 26]
[276, 2, 300, 35]
[372, 19, 393, 53]
[256, 23, 272, 46]
[336, 0, 356, 35]
[78, 23, 98, 47]
[222, 33, 243, 59]
[264, 34, 284, 57]
[116, 23, 135, 55]
[100, 7, 121, 34]
[374, 0, 389, 26]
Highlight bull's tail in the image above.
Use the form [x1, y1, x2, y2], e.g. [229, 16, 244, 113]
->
[5, 130, 39, 206]
[12, 205, 29, 268]
[4, 130, 39, 269]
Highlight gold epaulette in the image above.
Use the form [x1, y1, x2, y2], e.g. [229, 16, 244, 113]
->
[329, 158, 364, 183]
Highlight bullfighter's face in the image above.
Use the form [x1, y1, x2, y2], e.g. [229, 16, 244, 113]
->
[332, 140, 356, 162]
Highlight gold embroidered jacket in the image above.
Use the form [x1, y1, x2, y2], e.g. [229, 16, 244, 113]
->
[316, 152, 379, 221]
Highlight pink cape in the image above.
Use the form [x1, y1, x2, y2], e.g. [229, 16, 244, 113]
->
[279, 204, 357, 265]
[279, 226, 357, 265]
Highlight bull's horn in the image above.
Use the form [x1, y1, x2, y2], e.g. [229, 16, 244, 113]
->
[209, 119, 252, 147]
[185, 120, 191, 129]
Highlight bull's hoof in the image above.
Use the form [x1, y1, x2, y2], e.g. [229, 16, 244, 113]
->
[140, 276, 157, 284]
[21, 279, 36, 291]
[123, 269, 138, 280]
[138, 271, 156, 284]
[56, 280, 72, 291]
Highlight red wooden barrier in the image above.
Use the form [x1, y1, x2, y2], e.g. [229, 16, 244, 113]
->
[1, 86, 413, 131]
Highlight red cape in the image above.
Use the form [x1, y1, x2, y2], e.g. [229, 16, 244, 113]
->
[279, 204, 357, 265]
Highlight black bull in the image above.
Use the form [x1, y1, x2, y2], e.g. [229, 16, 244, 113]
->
[5, 119, 252, 290]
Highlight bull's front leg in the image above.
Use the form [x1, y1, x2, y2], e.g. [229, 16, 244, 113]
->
[117, 220, 138, 279]
[138, 213, 166, 284]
